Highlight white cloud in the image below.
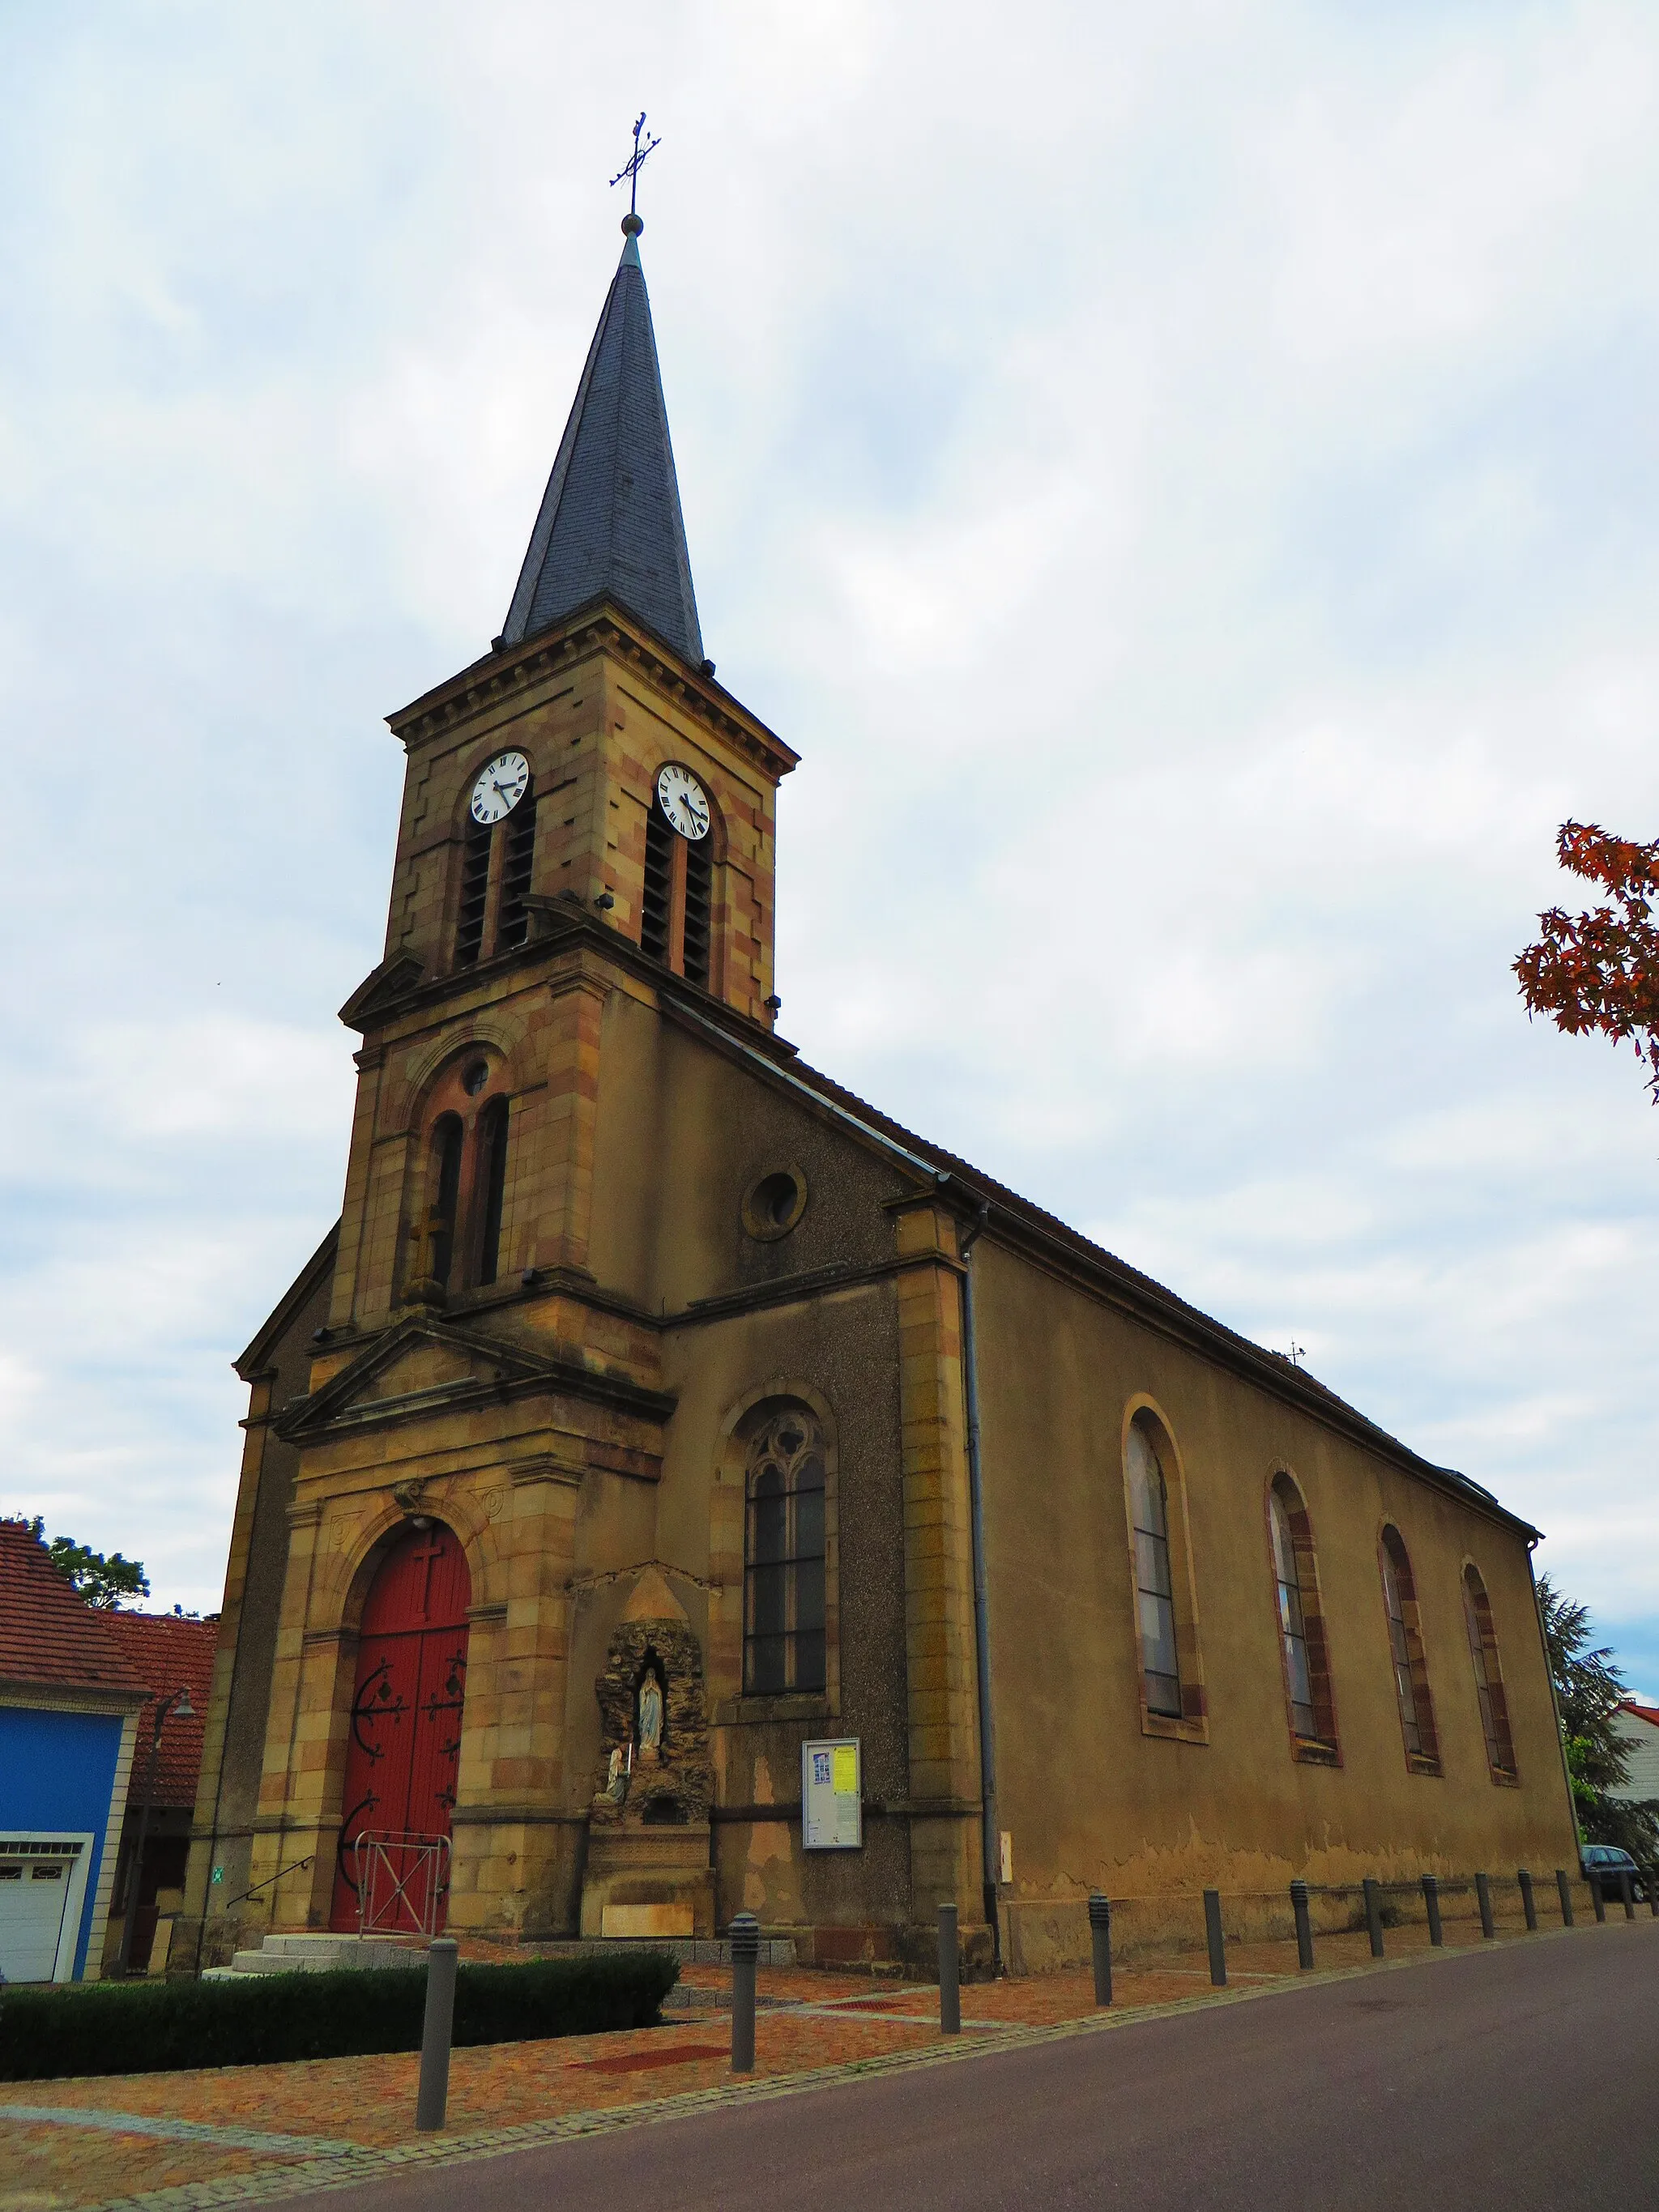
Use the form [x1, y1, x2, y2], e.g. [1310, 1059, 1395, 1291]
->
[0, 0, 1656, 1698]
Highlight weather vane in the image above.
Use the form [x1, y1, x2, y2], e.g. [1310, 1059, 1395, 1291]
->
[610, 113, 661, 223]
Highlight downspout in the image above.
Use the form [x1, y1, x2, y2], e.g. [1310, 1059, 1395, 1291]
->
[958, 1199, 1000, 1967]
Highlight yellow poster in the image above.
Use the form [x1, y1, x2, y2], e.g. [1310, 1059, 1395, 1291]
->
[832, 1745, 859, 1796]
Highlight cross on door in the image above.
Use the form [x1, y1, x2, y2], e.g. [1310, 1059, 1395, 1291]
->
[409, 1528, 446, 1622]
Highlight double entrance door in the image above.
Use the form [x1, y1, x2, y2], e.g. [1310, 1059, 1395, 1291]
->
[330, 1521, 470, 1934]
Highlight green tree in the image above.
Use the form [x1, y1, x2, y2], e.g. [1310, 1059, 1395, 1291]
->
[26, 1515, 150, 1609]
[1537, 1573, 1659, 1860]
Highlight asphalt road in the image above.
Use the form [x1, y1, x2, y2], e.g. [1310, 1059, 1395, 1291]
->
[305, 1921, 1658, 2212]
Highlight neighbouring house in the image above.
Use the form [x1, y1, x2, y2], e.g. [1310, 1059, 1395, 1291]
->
[0, 1519, 148, 1981]
[1610, 1699, 1659, 1808]
[98, 1612, 217, 1976]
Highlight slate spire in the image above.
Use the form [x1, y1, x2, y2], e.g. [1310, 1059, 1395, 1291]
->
[501, 216, 704, 667]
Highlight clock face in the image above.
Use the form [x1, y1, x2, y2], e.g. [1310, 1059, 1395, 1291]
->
[655, 763, 711, 842]
[469, 750, 531, 825]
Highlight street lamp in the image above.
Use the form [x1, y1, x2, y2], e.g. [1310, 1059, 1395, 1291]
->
[116, 1684, 196, 1977]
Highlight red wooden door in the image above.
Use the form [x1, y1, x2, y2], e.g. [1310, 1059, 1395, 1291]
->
[331, 1522, 470, 1933]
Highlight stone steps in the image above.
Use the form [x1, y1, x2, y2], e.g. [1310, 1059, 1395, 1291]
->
[209, 1933, 427, 1978]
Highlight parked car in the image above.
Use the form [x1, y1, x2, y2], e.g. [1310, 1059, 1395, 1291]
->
[1580, 1843, 1647, 1903]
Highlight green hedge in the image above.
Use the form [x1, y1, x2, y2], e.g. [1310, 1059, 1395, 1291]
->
[0, 1951, 680, 2082]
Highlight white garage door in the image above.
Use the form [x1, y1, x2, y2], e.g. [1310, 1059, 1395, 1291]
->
[0, 1839, 87, 1983]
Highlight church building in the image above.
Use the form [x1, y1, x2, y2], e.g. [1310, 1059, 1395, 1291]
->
[182, 211, 1578, 1975]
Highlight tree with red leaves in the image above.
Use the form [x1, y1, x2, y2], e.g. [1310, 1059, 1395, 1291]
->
[1516, 820, 1659, 1102]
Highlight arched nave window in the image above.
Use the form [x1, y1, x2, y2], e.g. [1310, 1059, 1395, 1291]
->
[1268, 1474, 1339, 1761]
[1379, 1526, 1439, 1775]
[1123, 1413, 1205, 1739]
[1462, 1564, 1518, 1781]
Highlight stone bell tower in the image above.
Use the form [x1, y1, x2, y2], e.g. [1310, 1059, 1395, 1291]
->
[193, 211, 803, 1950]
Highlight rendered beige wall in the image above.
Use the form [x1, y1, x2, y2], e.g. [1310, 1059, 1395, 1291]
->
[970, 1234, 1579, 1967]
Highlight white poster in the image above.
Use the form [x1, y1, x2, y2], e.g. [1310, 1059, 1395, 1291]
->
[801, 1737, 863, 1849]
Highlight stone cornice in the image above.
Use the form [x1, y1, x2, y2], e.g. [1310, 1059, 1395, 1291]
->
[340, 908, 796, 1063]
[386, 600, 799, 786]
[275, 1313, 675, 1443]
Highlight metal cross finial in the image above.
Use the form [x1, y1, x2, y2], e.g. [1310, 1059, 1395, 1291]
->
[610, 112, 661, 221]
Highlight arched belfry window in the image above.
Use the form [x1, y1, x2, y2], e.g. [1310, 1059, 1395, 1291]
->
[744, 1407, 826, 1696]
[1268, 1475, 1339, 1761]
[639, 766, 717, 988]
[454, 752, 537, 970]
[1462, 1565, 1518, 1781]
[409, 1058, 514, 1301]
[1123, 1413, 1205, 1739]
[1379, 1527, 1439, 1774]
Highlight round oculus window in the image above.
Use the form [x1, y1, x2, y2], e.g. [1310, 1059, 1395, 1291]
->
[743, 1166, 807, 1241]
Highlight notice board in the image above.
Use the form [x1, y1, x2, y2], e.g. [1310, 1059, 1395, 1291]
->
[801, 1737, 862, 1850]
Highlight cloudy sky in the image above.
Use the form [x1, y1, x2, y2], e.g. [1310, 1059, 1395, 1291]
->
[2, 2, 1657, 1687]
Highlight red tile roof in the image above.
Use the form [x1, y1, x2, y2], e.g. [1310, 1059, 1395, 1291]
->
[99, 1612, 218, 1808]
[1618, 1699, 1659, 1730]
[0, 1518, 147, 1698]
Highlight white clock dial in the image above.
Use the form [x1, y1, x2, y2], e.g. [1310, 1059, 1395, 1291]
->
[655, 763, 711, 842]
[470, 750, 531, 825]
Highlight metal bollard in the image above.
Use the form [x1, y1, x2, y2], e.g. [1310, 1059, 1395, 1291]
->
[1363, 1878, 1385, 1959]
[1619, 1869, 1635, 1920]
[1204, 1890, 1226, 1987]
[1591, 1872, 1606, 1924]
[938, 1902, 961, 2035]
[415, 1937, 458, 2133]
[1290, 1880, 1314, 1971]
[730, 1912, 759, 2074]
[1555, 1868, 1574, 1927]
[1475, 1873, 1495, 1940]
[1422, 1873, 1444, 1947]
[1088, 1893, 1113, 2007]
[1517, 1869, 1537, 1933]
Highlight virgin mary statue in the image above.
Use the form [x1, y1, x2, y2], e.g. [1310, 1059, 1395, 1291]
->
[637, 1666, 664, 1760]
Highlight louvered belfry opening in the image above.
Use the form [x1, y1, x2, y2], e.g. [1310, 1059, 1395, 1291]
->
[640, 790, 717, 986]
[496, 784, 537, 951]
[682, 836, 712, 988]
[454, 816, 492, 966]
[641, 806, 674, 963]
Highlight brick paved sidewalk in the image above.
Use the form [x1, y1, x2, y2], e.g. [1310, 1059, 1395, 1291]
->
[0, 1919, 1627, 2212]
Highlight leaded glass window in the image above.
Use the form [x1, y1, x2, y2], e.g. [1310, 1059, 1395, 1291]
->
[1128, 1421, 1182, 1718]
[744, 1409, 826, 1696]
[1380, 1528, 1438, 1769]
[1270, 1483, 1318, 1741]
[1463, 1566, 1516, 1778]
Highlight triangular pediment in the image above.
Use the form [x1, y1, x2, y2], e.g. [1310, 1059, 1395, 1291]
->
[277, 1315, 674, 1441]
[338, 953, 424, 1033]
